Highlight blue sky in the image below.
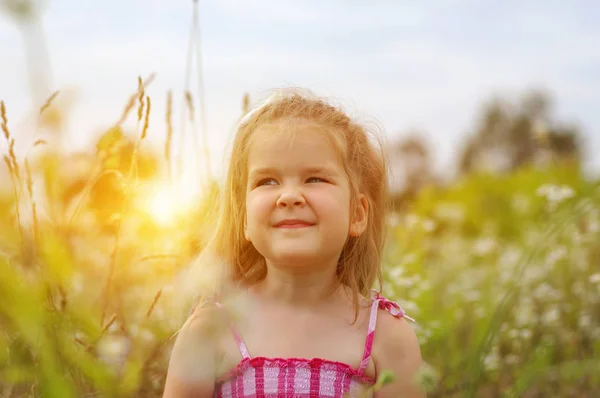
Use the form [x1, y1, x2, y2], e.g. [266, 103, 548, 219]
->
[1, 0, 599, 180]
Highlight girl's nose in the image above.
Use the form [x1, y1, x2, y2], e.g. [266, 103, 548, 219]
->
[276, 189, 306, 208]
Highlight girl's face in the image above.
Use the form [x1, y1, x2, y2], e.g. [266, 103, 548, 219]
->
[244, 122, 366, 270]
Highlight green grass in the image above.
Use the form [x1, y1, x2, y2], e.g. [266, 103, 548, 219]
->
[0, 87, 599, 397]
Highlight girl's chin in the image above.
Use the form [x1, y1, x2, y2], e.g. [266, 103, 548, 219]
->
[266, 253, 327, 267]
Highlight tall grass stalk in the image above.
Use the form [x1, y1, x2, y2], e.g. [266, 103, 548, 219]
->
[101, 87, 151, 324]
[67, 75, 155, 228]
[2, 102, 25, 251]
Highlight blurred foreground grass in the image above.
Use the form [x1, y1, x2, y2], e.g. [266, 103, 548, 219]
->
[1, 92, 599, 397]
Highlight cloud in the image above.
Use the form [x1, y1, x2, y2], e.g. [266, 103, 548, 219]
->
[1, 1, 599, 177]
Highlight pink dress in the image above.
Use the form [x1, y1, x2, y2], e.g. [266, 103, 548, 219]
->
[214, 291, 415, 398]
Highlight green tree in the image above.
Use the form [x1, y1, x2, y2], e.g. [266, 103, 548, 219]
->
[459, 90, 582, 175]
[390, 133, 438, 209]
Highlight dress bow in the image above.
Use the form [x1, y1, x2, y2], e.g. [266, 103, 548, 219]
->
[372, 290, 416, 322]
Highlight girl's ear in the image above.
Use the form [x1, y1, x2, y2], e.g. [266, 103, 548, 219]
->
[349, 194, 369, 237]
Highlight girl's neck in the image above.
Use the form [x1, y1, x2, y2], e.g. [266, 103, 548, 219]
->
[249, 262, 341, 307]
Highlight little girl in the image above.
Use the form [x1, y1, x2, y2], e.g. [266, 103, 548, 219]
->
[163, 91, 424, 397]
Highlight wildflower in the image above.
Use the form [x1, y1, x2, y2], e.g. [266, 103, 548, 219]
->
[414, 362, 438, 393]
[511, 194, 530, 213]
[520, 329, 532, 340]
[542, 307, 560, 324]
[484, 352, 499, 371]
[546, 246, 567, 265]
[405, 214, 420, 228]
[589, 273, 600, 284]
[388, 266, 404, 280]
[97, 334, 131, 369]
[422, 219, 436, 232]
[434, 203, 465, 223]
[475, 307, 486, 319]
[536, 184, 575, 209]
[464, 290, 481, 302]
[473, 237, 496, 256]
[579, 314, 592, 329]
[386, 212, 400, 227]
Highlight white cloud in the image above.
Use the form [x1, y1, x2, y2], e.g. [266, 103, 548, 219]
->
[1, 1, 599, 178]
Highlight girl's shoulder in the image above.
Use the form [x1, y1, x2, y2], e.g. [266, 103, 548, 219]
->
[163, 303, 223, 397]
[369, 291, 424, 397]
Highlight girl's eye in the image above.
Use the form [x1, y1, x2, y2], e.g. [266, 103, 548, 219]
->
[257, 178, 277, 186]
[306, 177, 327, 183]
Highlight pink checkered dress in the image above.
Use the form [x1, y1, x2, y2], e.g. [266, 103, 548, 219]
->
[214, 291, 414, 397]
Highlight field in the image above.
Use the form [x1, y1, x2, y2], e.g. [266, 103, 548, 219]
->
[1, 91, 599, 397]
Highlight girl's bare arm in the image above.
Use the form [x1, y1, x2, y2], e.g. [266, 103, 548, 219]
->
[162, 308, 219, 398]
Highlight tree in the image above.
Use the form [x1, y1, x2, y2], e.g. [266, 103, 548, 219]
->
[390, 133, 438, 208]
[458, 90, 582, 175]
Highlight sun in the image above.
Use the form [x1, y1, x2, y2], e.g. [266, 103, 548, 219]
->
[140, 179, 199, 226]
[146, 190, 176, 226]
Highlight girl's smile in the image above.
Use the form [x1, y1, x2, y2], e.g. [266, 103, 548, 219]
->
[273, 219, 315, 228]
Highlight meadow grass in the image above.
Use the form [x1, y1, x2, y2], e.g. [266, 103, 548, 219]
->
[0, 83, 599, 397]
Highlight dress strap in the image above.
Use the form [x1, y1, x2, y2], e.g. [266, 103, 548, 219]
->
[357, 290, 415, 375]
[215, 302, 251, 359]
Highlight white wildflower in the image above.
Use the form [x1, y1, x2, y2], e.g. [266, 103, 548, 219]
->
[405, 214, 420, 228]
[515, 301, 534, 327]
[428, 321, 441, 330]
[97, 335, 130, 368]
[473, 237, 496, 256]
[484, 352, 499, 371]
[422, 219, 437, 232]
[570, 282, 584, 298]
[400, 253, 417, 265]
[388, 266, 404, 280]
[130, 324, 139, 338]
[546, 246, 567, 265]
[589, 273, 600, 284]
[520, 329, 532, 340]
[511, 194, 530, 213]
[396, 277, 414, 288]
[71, 272, 84, 295]
[140, 328, 155, 343]
[387, 212, 400, 227]
[400, 300, 419, 314]
[474, 307, 486, 319]
[464, 290, 481, 302]
[419, 280, 432, 291]
[542, 307, 561, 324]
[523, 265, 544, 284]
[579, 314, 592, 329]
[533, 283, 554, 300]
[415, 362, 439, 393]
[587, 210, 600, 234]
[572, 232, 583, 245]
[499, 247, 521, 269]
[536, 184, 575, 208]
[434, 203, 465, 223]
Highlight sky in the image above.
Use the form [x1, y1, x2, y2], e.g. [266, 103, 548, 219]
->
[1, 0, 599, 184]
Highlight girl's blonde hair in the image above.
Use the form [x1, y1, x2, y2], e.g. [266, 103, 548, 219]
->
[185, 89, 390, 313]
